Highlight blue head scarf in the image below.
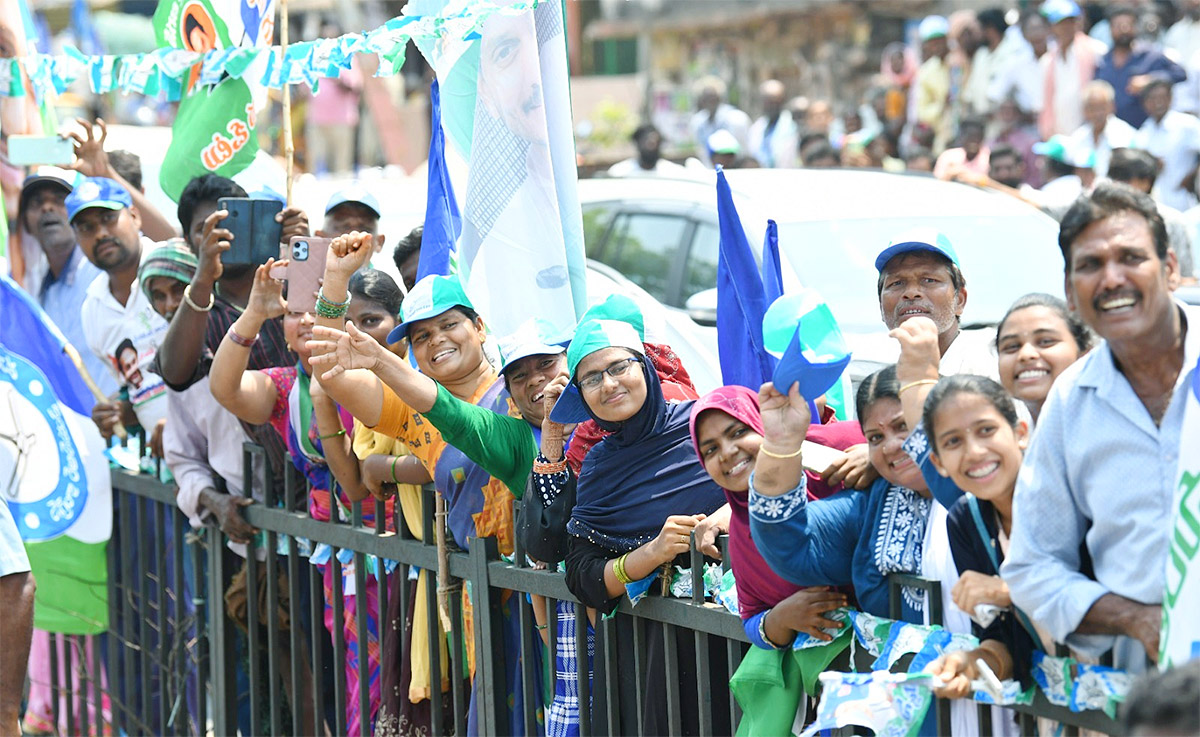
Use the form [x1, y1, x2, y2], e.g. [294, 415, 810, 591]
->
[567, 353, 727, 553]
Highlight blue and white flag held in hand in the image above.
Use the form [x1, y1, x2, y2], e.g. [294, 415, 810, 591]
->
[1160, 351, 1200, 667]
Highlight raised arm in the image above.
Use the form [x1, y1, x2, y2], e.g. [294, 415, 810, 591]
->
[752, 381, 811, 496]
[68, 118, 178, 241]
[890, 316, 941, 432]
[158, 209, 233, 386]
[210, 261, 285, 425]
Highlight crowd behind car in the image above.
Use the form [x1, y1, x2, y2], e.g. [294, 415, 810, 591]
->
[2, 2, 1200, 736]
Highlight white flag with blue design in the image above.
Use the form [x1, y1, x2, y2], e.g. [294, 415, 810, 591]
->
[0, 273, 110, 633]
[1160, 353, 1200, 667]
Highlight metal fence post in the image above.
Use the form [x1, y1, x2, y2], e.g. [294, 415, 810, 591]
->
[469, 535, 508, 736]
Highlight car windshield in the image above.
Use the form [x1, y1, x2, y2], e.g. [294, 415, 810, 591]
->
[775, 215, 1065, 333]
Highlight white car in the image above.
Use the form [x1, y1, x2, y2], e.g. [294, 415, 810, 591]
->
[579, 168, 1067, 397]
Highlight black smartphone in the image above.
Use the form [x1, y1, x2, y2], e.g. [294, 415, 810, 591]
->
[217, 197, 284, 267]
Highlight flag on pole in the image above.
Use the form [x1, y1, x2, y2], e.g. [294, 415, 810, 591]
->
[1160, 353, 1200, 667]
[416, 78, 461, 283]
[412, 0, 586, 338]
[153, 0, 276, 201]
[716, 168, 775, 388]
[761, 219, 783, 305]
[0, 274, 110, 634]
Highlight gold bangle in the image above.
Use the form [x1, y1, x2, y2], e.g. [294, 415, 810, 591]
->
[760, 444, 803, 459]
[898, 379, 940, 395]
[614, 553, 633, 585]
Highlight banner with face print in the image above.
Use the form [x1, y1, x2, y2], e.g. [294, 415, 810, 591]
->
[412, 0, 586, 338]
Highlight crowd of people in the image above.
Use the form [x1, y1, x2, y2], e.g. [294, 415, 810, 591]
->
[1, 3, 1199, 737]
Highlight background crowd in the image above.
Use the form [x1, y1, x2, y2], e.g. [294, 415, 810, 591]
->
[1, 2, 1200, 737]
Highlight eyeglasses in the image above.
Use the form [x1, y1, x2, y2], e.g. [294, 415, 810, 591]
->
[577, 357, 639, 392]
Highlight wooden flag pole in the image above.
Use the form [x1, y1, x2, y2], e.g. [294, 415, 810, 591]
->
[63, 342, 126, 440]
[280, 0, 294, 206]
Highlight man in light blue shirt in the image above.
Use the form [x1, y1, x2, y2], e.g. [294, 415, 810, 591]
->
[19, 168, 116, 396]
[1002, 181, 1198, 672]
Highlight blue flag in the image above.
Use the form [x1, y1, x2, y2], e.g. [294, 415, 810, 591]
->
[716, 168, 775, 388]
[0, 274, 111, 633]
[762, 219, 784, 305]
[416, 78, 462, 282]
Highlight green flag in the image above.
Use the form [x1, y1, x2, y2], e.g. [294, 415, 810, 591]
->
[159, 76, 258, 201]
[153, 0, 275, 201]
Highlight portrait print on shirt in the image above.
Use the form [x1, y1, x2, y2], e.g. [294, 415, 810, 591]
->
[99, 324, 166, 420]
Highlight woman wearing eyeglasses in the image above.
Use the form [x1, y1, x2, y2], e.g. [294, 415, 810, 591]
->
[539, 296, 732, 736]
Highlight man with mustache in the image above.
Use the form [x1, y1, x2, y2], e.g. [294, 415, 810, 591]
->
[876, 228, 1000, 379]
[17, 167, 115, 396]
[69, 177, 170, 449]
[1002, 181, 1197, 673]
[1094, 4, 1186, 129]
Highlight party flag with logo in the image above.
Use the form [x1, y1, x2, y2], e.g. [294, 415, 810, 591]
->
[1160, 352, 1200, 667]
[0, 274, 110, 633]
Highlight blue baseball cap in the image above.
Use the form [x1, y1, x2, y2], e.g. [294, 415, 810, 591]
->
[875, 228, 960, 272]
[1040, 0, 1081, 25]
[325, 185, 381, 219]
[65, 177, 132, 223]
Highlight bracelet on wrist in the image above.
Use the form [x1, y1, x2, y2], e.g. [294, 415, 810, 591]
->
[533, 458, 568, 475]
[315, 288, 351, 319]
[760, 444, 803, 459]
[226, 325, 258, 348]
[390, 456, 400, 484]
[758, 610, 784, 650]
[184, 283, 214, 313]
[317, 429, 346, 441]
[614, 553, 634, 585]
[898, 378, 940, 395]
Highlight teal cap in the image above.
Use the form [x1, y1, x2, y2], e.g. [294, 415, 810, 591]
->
[386, 274, 474, 343]
[549, 295, 646, 423]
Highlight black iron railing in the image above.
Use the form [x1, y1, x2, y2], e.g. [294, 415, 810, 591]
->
[40, 445, 1124, 736]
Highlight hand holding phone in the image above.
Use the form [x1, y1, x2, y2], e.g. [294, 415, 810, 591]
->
[217, 197, 284, 267]
[283, 236, 331, 314]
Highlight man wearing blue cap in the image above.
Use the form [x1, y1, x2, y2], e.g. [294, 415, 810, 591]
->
[875, 228, 999, 378]
[1095, 4, 1186, 129]
[1039, 0, 1104, 138]
[70, 177, 171, 449]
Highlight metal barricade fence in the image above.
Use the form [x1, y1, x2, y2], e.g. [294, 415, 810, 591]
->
[47, 447, 1124, 736]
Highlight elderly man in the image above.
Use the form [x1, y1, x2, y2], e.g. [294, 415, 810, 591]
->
[748, 80, 798, 168]
[1002, 181, 1198, 672]
[876, 228, 998, 378]
[1069, 80, 1136, 178]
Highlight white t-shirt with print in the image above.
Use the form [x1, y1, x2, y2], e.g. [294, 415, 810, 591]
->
[81, 271, 169, 430]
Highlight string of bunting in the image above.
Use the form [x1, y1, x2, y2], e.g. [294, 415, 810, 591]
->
[0, 0, 538, 103]
[699, 569, 1132, 722]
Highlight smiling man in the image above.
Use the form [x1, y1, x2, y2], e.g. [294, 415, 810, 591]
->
[1002, 181, 1198, 673]
[876, 228, 999, 378]
[18, 167, 115, 396]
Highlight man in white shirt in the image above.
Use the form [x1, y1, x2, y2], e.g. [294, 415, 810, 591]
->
[1133, 76, 1200, 212]
[1164, 0, 1200, 73]
[988, 12, 1049, 116]
[67, 177, 169, 451]
[1068, 80, 1135, 178]
[607, 124, 685, 178]
[1040, 0, 1104, 138]
[688, 76, 751, 168]
[747, 80, 799, 169]
[965, 8, 1024, 115]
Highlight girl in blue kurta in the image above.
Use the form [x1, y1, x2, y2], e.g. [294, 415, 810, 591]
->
[748, 366, 937, 623]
